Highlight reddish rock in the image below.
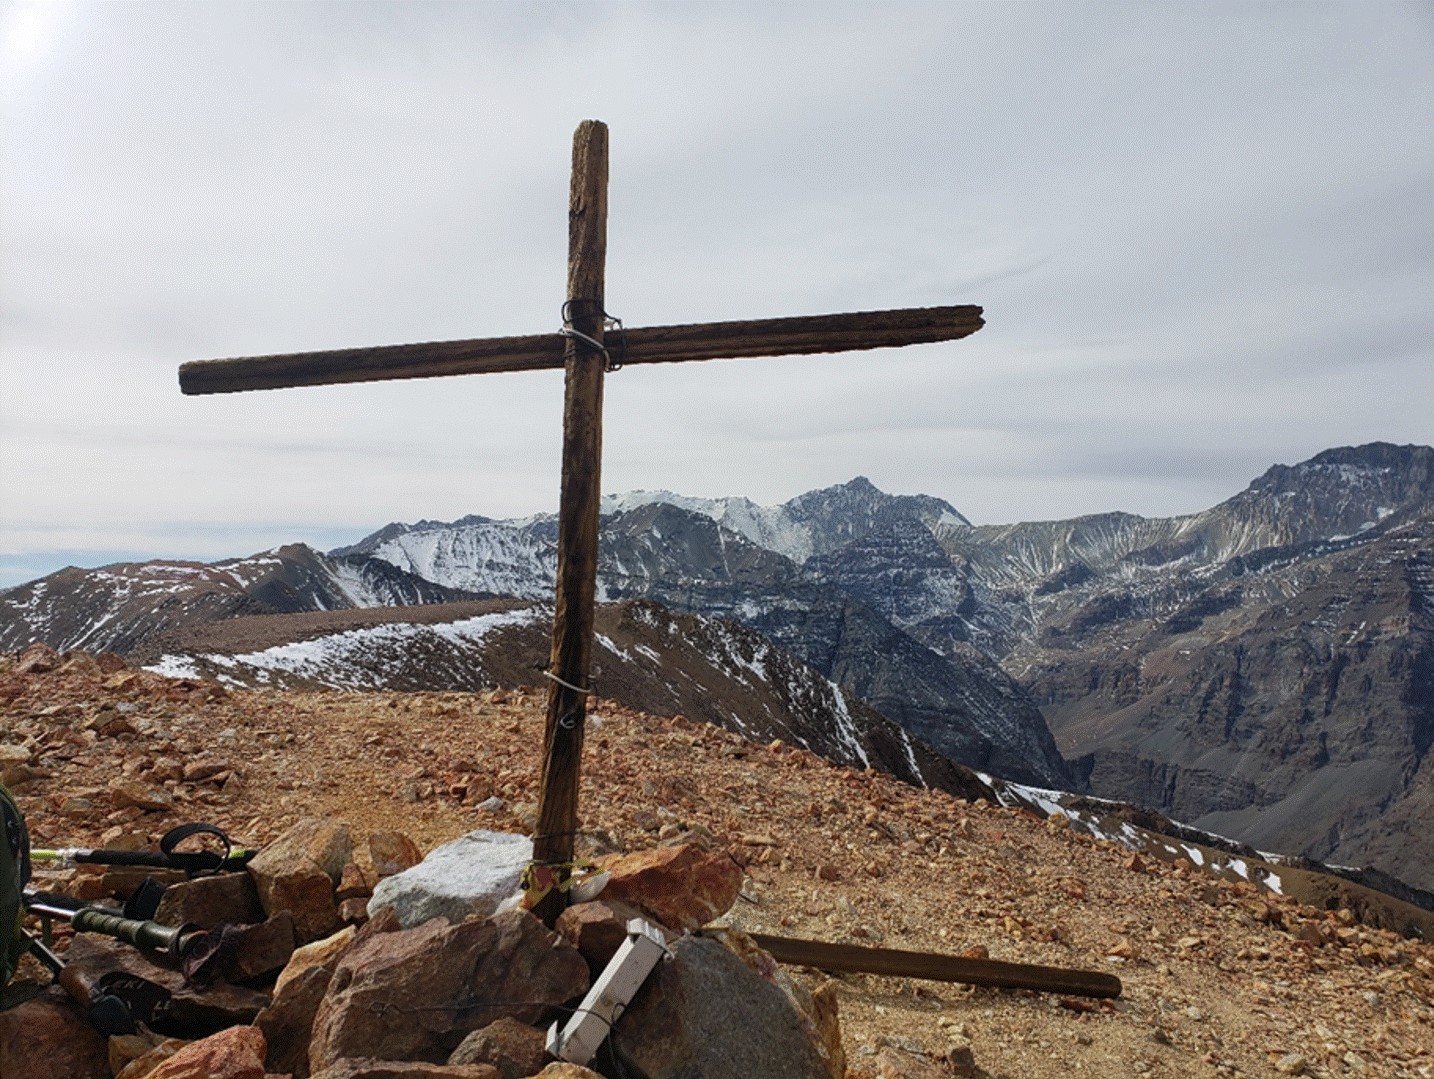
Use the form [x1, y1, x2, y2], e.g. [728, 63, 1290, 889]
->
[447, 1017, 552, 1077]
[112, 780, 174, 811]
[154, 870, 265, 929]
[309, 910, 588, 1071]
[554, 899, 652, 969]
[256, 964, 334, 1079]
[96, 650, 129, 673]
[0, 985, 110, 1079]
[224, 912, 298, 982]
[275, 926, 358, 995]
[114, 1039, 188, 1078]
[368, 830, 423, 877]
[62, 935, 271, 1031]
[308, 1062, 501, 1078]
[248, 818, 352, 944]
[256, 818, 354, 884]
[143, 1025, 267, 1079]
[336, 862, 371, 901]
[338, 897, 370, 924]
[110, 1032, 180, 1078]
[597, 843, 743, 931]
[872, 1046, 948, 1079]
[16, 642, 60, 674]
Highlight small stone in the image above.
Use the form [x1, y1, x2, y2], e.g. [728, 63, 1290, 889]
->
[223, 913, 297, 983]
[872, 1045, 946, 1078]
[273, 923, 359, 993]
[555, 899, 652, 969]
[368, 830, 423, 878]
[447, 1016, 552, 1077]
[1274, 1053, 1307, 1075]
[154, 872, 264, 929]
[111, 782, 173, 812]
[0, 744, 32, 765]
[339, 897, 370, 924]
[16, 642, 60, 674]
[336, 862, 371, 901]
[141, 1024, 267, 1079]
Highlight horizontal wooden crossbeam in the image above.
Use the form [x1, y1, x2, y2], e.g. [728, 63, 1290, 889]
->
[178, 304, 984, 395]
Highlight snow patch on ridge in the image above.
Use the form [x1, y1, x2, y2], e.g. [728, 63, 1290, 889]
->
[147, 608, 542, 689]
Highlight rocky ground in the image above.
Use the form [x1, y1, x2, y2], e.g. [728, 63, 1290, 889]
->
[3, 647, 1432, 1078]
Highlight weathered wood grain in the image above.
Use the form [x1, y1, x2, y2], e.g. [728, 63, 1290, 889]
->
[532, 119, 609, 926]
[177, 305, 984, 394]
[747, 933, 1123, 999]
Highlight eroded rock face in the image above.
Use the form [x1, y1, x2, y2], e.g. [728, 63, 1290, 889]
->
[0, 985, 110, 1079]
[308, 910, 588, 1072]
[611, 934, 832, 1079]
[597, 843, 742, 931]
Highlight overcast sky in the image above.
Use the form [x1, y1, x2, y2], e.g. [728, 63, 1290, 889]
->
[2, 2, 1432, 587]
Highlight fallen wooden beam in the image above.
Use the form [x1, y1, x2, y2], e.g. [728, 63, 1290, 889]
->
[746, 932, 1122, 999]
[177, 305, 984, 395]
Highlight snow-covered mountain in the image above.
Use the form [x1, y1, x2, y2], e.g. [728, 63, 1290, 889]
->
[0, 544, 484, 659]
[6, 441, 1433, 886]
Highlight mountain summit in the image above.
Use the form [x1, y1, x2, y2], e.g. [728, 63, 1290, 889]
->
[2, 443, 1431, 887]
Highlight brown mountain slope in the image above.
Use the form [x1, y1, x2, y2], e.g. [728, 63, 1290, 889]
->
[3, 653, 1432, 1077]
[1026, 511, 1434, 891]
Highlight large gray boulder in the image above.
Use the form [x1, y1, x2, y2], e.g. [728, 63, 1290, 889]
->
[368, 830, 530, 928]
[611, 934, 834, 1079]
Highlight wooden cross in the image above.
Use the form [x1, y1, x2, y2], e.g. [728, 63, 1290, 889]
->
[178, 120, 984, 922]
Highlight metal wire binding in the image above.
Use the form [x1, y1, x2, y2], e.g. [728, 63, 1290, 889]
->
[543, 669, 591, 696]
[560, 299, 626, 372]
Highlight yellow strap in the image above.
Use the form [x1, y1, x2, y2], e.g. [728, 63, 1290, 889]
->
[520, 860, 600, 909]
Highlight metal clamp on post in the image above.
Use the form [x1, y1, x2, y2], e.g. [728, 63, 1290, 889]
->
[560, 300, 627, 372]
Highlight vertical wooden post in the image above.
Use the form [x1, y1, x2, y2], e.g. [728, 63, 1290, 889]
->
[532, 120, 608, 925]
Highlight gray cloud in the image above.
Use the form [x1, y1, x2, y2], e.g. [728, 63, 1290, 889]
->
[2, 1, 1431, 585]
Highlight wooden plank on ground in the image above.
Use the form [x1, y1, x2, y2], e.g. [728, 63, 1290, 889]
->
[746, 932, 1123, 999]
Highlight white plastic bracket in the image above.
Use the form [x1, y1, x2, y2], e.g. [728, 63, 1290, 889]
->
[547, 917, 670, 1066]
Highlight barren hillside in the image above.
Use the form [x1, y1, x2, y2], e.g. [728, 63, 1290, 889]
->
[3, 650, 1432, 1078]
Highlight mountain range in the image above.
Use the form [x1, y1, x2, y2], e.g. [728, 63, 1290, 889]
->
[2, 441, 1431, 888]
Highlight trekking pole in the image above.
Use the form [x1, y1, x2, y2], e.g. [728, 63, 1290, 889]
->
[29, 822, 254, 877]
[20, 890, 222, 982]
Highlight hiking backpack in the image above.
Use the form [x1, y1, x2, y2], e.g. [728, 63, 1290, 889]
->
[1, 782, 30, 986]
